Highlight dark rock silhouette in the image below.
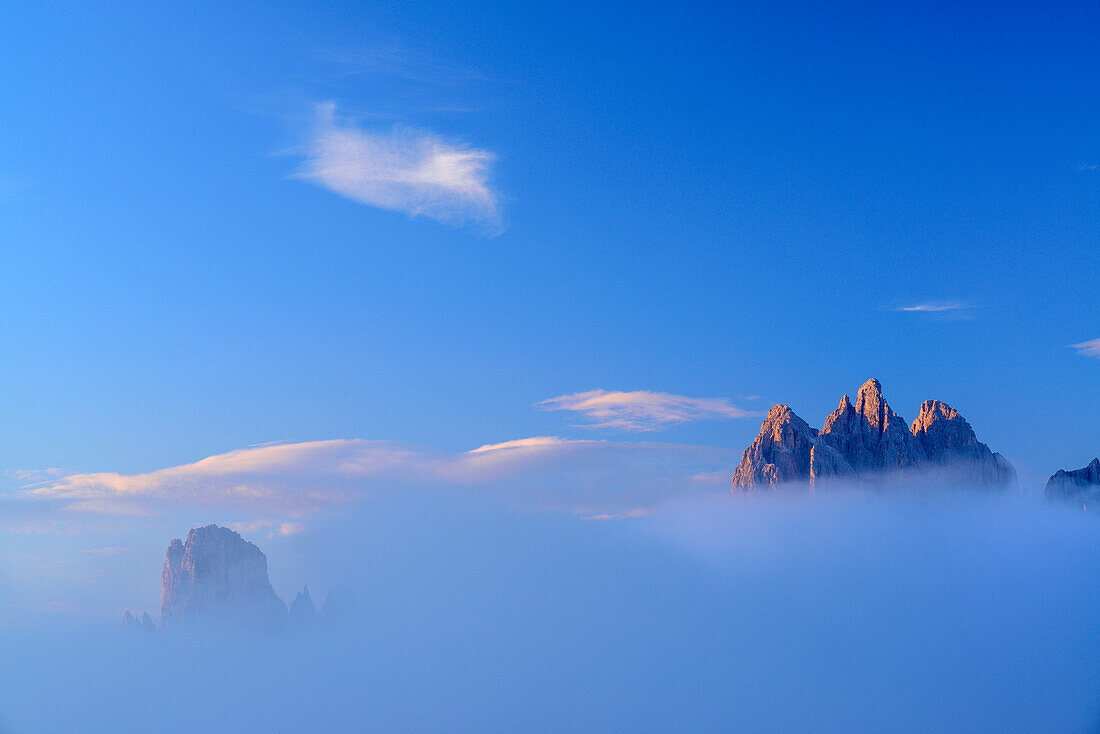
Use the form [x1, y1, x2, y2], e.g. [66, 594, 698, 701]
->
[289, 585, 316, 628]
[733, 379, 1014, 490]
[122, 610, 157, 632]
[161, 525, 287, 631]
[1045, 458, 1100, 505]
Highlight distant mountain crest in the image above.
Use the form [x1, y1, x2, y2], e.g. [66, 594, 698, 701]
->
[1045, 458, 1100, 505]
[732, 379, 1014, 490]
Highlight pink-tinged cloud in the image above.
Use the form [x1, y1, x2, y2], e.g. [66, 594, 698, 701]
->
[29, 437, 735, 520]
[539, 390, 760, 431]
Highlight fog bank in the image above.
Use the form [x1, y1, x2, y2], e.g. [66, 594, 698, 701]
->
[1, 488, 1097, 733]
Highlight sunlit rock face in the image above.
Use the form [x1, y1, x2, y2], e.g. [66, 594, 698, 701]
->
[1045, 458, 1100, 504]
[910, 400, 1015, 485]
[731, 405, 818, 489]
[733, 379, 1014, 490]
[813, 380, 928, 479]
[161, 525, 287, 631]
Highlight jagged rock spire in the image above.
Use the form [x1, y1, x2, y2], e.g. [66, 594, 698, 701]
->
[911, 400, 1014, 485]
[814, 378, 927, 478]
[730, 404, 817, 489]
[290, 584, 317, 628]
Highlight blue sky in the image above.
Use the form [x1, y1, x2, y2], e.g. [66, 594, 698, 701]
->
[0, 0, 1098, 599]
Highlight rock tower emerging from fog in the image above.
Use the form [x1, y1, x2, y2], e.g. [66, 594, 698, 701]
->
[1045, 458, 1100, 505]
[161, 524, 288, 630]
[732, 379, 1014, 490]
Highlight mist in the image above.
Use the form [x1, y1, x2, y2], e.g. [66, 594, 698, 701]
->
[1, 487, 1098, 733]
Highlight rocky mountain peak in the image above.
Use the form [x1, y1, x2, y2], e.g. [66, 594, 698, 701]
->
[853, 377, 903, 434]
[909, 399, 1014, 484]
[123, 610, 157, 632]
[731, 404, 817, 489]
[161, 524, 287, 631]
[732, 379, 1013, 490]
[816, 379, 926, 476]
[1045, 458, 1100, 504]
[914, 399, 960, 424]
[855, 378, 882, 405]
[290, 585, 317, 628]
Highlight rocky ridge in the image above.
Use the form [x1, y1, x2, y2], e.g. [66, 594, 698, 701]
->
[732, 379, 1014, 489]
[1045, 458, 1100, 505]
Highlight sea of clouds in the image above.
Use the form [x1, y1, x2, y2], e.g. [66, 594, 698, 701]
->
[1, 485, 1097, 733]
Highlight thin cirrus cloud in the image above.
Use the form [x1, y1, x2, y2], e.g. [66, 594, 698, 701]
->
[894, 302, 969, 313]
[24, 437, 735, 524]
[1070, 338, 1100, 358]
[296, 102, 502, 232]
[539, 390, 761, 431]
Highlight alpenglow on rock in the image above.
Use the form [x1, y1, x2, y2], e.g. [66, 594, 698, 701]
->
[732, 379, 1014, 490]
[731, 405, 818, 487]
[1045, 458, 1100, 505]
[161, 525, 288, 631]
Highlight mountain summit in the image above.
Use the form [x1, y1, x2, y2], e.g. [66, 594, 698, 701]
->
[161, 524, 288, 631]
[1045, 458, 1100, 505]
[732, 379, 1014, 490]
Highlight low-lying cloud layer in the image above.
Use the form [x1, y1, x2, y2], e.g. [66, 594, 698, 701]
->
[297, 103, 501, 231]
[3, 489, 1098, 733]
[539, 389, 759, 431]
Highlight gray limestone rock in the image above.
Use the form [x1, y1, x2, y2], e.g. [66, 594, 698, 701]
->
[732, 379, 1014, 490]
[1045, 458, 1100, 505]
[731, 404, 818, 489]
[161, 525, 287, 631]
[910, 400, 1015, 485]
[815, 380, 928, 476]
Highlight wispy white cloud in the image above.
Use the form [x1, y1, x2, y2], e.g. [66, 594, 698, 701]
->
[296, 103, 501, 232]
[81, 546, 128, 555]
[1077, 162, 1098, 173]
[30, 437, 734, 520]
[894, 302, 969, 313]
[1070, 338, 1100, 359]
[7, 468, 66, 485]
[467, 436, 570, 453]
[539, 390, 760, 431]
